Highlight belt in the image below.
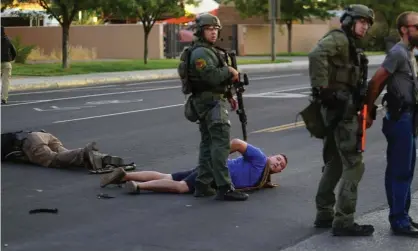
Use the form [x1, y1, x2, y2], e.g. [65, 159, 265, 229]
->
[193, 91, 225, 98]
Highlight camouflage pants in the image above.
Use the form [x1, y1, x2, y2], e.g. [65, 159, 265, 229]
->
[315, 108, 365, 228]
[193, 93, 233, 188]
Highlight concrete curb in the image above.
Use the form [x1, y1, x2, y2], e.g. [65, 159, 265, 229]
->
[9, 59, 384, 92]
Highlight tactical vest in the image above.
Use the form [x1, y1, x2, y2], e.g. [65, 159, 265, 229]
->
[178, 42, 226, 95]
[320, 28, 361, 90]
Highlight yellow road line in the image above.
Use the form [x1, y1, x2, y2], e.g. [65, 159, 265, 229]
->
[252, 121, 305, 133]
[251, 104, 385, 134]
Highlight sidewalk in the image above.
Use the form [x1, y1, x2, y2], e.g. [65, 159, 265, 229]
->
[8, 55, 386, 92]
[282, 191, 418, 251]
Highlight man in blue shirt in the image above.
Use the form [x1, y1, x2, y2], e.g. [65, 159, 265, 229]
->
[100, 138, 288, 196]
[364, 11, 418, 237]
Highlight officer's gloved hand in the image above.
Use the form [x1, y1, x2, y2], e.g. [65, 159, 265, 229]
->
[318, 87, 337, 107]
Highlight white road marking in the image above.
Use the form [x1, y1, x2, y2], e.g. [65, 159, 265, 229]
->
[33, 105, 96, 112]
[53, 103, 184, 124]
[127, 79, 179, 86]
[245, 93, 308, 98]
[5, 74, 304, 107]
[125, 74, 303, 86]
[85, 99, 143, 105]
[10, 85, 119, 96]
[249, 73, 303, 80]
[4, 86, 179, 107]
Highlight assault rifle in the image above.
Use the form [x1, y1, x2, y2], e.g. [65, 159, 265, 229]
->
[356, 50, 369, 153]
[226, 50, 249, 141]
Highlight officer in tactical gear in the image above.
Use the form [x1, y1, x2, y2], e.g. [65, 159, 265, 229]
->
[1, 130, 135, 174]
[307, 4, 376, 236]
[177, 13, 249, 201]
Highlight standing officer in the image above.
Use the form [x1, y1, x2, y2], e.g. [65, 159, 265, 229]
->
[178, 13, 248, 201]
[1, 26, 17, 104]
[307, 5, 375, 236]
[365, 11, 418, 236]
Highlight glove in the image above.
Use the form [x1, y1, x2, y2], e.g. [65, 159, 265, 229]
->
[369, 104, 378, 120]
[228, 97, 238, 111]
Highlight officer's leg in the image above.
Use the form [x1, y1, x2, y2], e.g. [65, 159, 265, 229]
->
[332, 119, 374, 236]
[206, 100, 248, 201]
[382, 113, 415, 230]
[194, 119, 216, 197]
[208, 122, 232, 187]
[314, 134, 343, 227]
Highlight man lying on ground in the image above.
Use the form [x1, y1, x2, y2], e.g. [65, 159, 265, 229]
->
[1, 129, 135, 174]
[100, 138, 288, 196]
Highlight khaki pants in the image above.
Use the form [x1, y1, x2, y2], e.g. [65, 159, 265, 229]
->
[1, 62, 12, 102]
[22, 132, 85, 168]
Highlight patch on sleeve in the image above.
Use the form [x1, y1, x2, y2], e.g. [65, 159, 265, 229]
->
[195, 58, 207, 70]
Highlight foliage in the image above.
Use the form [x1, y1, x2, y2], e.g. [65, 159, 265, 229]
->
[10, 36, 37, 64]
[102, 0, 197, 64]
[225, 0, 338, 52]
[15, 0, 102, 68]
[1, 0, 16, 12]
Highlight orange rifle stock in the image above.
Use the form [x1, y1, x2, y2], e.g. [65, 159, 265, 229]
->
[360, 104, 368, 152]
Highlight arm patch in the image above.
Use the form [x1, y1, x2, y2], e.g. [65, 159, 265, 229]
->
[195, 58, 207, 70]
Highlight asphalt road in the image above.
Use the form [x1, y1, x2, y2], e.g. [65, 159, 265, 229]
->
[2, 67, 417, 251]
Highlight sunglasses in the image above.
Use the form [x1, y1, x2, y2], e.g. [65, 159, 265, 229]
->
[406, 24, 418, 29]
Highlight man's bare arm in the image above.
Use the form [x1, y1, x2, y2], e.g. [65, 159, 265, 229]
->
[229, 138, 247, 155]
[365, 67, 390, 113]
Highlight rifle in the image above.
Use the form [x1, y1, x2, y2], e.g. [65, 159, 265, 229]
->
[226, 50, 249, 141]
[356, 50, 369, 152]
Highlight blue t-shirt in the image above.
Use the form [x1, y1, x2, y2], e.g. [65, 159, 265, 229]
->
[227, 143, 268, 189]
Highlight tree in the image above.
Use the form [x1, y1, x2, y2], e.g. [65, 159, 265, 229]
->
[225, 0, 337, 53]
[104, 0, 197, 64]
[1, 0, 17, 12]
[17, 0, 101, 69]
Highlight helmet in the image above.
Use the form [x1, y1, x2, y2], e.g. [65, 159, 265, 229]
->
[194, 13, 222, 37]
[195, 13, 222, 29]
[340, 4, 375, 26]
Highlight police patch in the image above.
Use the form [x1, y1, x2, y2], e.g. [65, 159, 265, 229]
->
[195, 58, 207, 70]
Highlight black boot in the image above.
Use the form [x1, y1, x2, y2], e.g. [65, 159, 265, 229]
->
[392, 225, 418, 237]
[314, 218, 333, 228]
[193, 182, 216, 197]
[332, 223, 375, 236]
[409, 216, 418, 229]
[215, 185, 249, 201]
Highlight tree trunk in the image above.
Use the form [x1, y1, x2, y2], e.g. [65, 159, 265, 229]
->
[62, 23, 70, 69]
[143, 29, 149, 64]
[286, 21, 292, 54]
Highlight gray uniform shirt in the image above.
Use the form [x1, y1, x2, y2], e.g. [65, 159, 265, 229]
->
[382, 42, 417, 105]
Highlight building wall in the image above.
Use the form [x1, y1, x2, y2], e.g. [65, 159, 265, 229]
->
[4, 24, 164, 60]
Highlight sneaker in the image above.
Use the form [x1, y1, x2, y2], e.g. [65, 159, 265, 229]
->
[100, 167, 127, 187]
[125, 181, 140, 194]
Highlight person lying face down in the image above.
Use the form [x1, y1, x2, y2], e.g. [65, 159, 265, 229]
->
[100, 138, 288, 195]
